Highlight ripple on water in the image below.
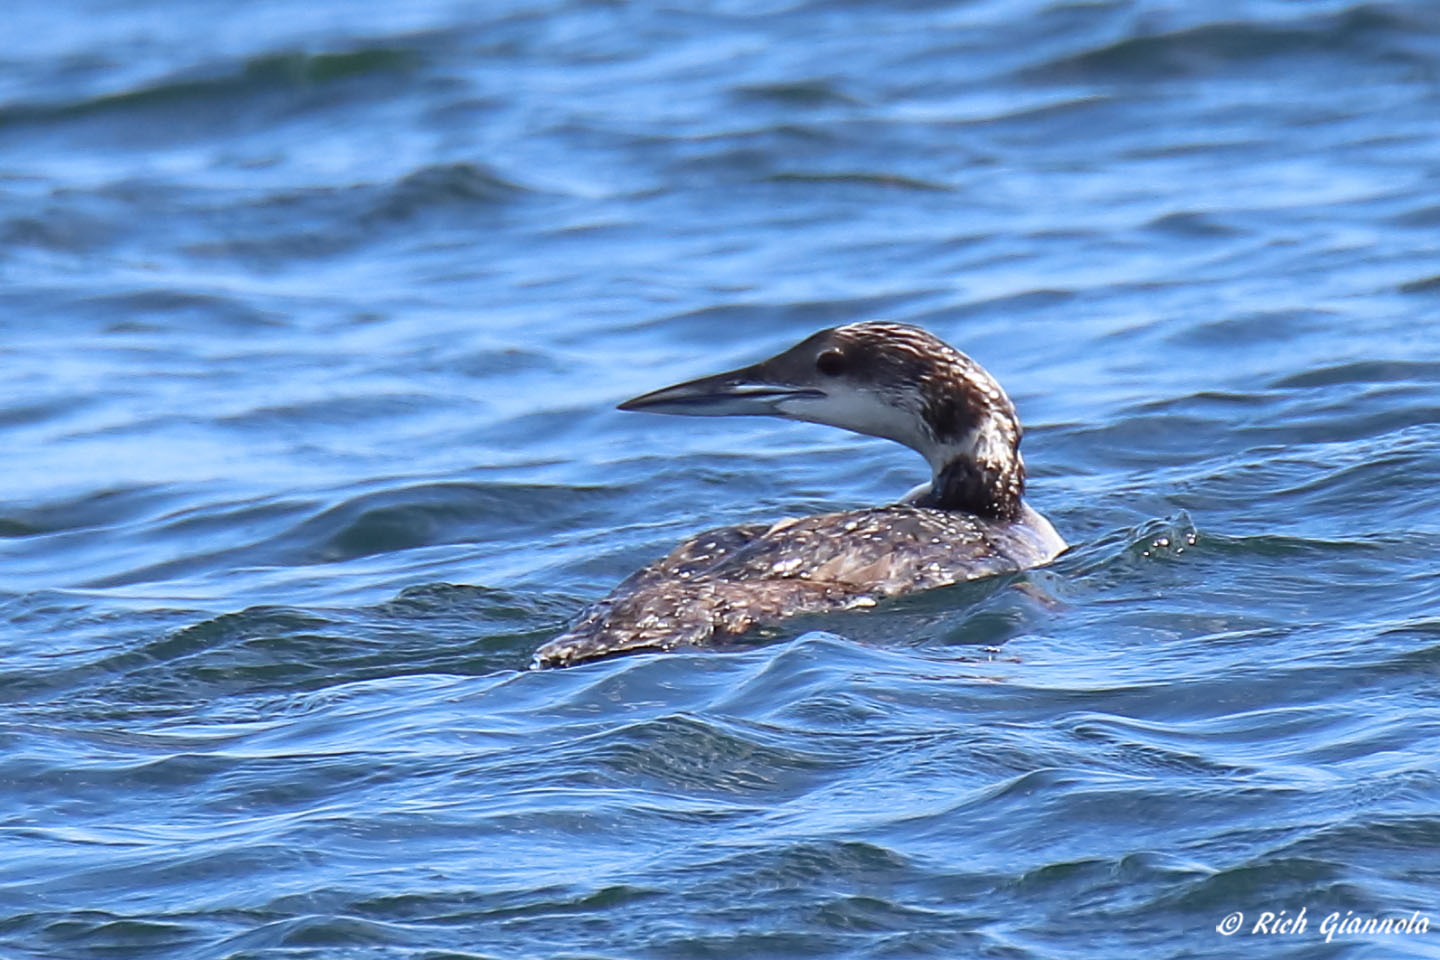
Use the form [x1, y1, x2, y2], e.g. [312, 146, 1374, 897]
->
[1024, 6, 1429, 84]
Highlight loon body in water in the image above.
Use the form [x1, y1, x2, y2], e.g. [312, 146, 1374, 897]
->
[532, 321, 1065, 668]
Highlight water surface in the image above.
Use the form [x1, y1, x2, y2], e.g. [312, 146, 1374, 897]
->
[3, 1, 1440, 957]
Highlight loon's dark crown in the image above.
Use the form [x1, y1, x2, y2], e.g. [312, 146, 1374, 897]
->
[620, 321, 1026, 520]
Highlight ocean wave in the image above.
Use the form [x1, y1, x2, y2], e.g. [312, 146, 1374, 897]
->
[0, 46, 421, 129]
[1023, 4, 1434, 84]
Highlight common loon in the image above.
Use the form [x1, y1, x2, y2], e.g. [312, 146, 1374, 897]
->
[532, 321, 1065, 669]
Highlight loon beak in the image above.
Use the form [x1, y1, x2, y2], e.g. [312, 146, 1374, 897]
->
[618, 362, 824, 417]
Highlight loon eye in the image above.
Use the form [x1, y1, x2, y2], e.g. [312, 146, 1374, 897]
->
[815, 350, 846, 376]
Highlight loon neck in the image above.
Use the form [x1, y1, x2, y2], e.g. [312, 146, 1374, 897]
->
[920, 453, 1025, 519]
[908, 404, 1026, 519]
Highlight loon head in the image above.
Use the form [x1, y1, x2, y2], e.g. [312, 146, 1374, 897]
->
[619, 321, 1025, 519]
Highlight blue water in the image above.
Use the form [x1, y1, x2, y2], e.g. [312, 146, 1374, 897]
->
[4, 1, 1440, 957]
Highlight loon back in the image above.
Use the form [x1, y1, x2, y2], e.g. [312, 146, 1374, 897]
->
[532, 321, 1065, 669]
[534, 504, 1062, 668]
